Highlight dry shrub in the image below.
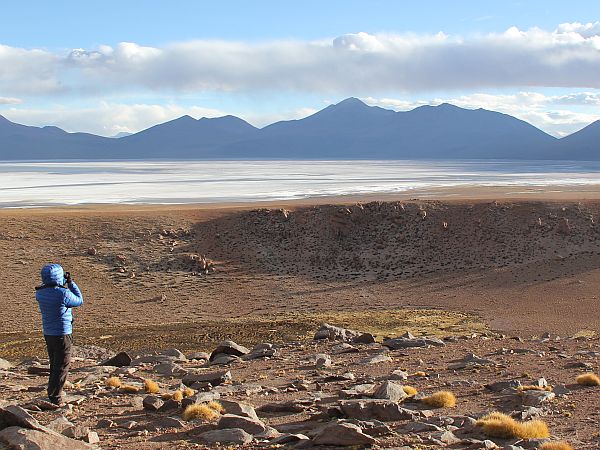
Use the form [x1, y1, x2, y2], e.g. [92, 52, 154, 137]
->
[402, 386, 417, 396]
[182, 387, 195, 397]
[412, 371, 428, 377]
[539, 442, 574, 450]
[576, 373, 600, 386]
[120, 384, 140, 394]
[182, 404, 220, 422]
[207, 400, 224, 413]
[105, 377, 122, 388]
[144, 379, 160, 394]
[161, 393, 172, 400]
[171, 390, 184, 402]
[477, 411, 550, 439]
[421, 391, 456, 408]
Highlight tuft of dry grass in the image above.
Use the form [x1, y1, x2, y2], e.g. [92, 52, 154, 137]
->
[402, 386, 418, 396]
[105, 376, 122, 388]
[412, 371, 428, 377]
[576, 373, 600, 386]
[477, 411, 550, 439]
[207, 400, 224, 413]
[120, 384, 140, 394]
[161, 393, 172, 400]
[171, 390, 184, 402]
[421, 391, 456, 408]
[539, 442, 574, 450]
[182, 403, 220, 422]
[144, 379, 160, 394]
[518, 385, 553, 392]
[182, 387, 195, 397]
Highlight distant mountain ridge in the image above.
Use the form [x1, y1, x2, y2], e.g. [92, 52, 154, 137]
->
[0, 98, 598, 160]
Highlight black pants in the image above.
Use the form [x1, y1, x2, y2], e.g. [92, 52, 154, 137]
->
[44, 334, 73, 404]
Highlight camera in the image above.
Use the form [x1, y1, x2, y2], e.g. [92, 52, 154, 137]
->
[64, 272, 71, 282]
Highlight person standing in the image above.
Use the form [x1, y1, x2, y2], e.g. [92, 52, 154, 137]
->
[35, 264, 84, 406]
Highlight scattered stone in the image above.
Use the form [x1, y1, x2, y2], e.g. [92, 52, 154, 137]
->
[200, 428, 253, 445]
[27, 365, 51, 376]
[448, 353, 496, 369]
[331, 343, 359, 354]
[323, 372, 355, 382]
[258, 399, 314, 414]
[210, 354, 240, 366]
[314, 323, 360, 342]
[187, 351, 210, 361]
[521, 390, 555, 406]
[46, 416, 74, 434]
[0, 426, 95, 450]
[341, 383, 376, 398]
[271, 433, 310, 444]
[153, 361, 187, 377]
[383, 336, 445, 349]
[314, 353, 332, 368]
[389, 369, 409, 381]
[485, 379, 521, 392]
[182, 369, 232, 387]
[353, 333, 376, 344]
[0, 358, 13, 370]
[219, 400, 259, 421]
[62, 425, 91, 440]
[143, 395, 164, 411]
[210, 340, 250, 361]
[0, 405, 45, 431]
[338, 399, 418, 421]
[360, 354, 392, 365]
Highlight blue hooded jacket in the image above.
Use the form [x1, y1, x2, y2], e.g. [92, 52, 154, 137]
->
[35, 264, 84, 336]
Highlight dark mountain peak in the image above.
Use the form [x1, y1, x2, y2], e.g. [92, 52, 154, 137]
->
[175, 114, 197, 122]
[335, 97, 367, 108]
[0, 114, 9, 122]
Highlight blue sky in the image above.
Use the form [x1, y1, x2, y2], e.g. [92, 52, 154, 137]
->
[1, 1, 599, 136]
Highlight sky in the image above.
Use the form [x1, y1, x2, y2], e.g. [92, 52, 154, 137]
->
[1, 0, 599, 137]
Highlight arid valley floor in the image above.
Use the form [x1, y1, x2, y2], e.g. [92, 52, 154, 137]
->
[0, 193, 599, 448]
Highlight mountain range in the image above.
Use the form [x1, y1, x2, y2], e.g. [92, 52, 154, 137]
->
[0, 98, 598, 160]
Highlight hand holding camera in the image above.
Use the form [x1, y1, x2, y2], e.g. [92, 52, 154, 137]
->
[64, 272, 72, 284]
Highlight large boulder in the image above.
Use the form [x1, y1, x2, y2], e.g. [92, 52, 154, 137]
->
[373, 381, 408, 402]
[0, 405, 46, 431]
[200, 428, 253, 444]
[100, 351, 132, 367]
[219, 400, 259, 421]
[217, 414, 266, 435]
[0, 426, 95, 449]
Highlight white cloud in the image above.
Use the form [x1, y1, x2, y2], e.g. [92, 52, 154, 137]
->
[1, 23, 600, 97]
[0, 97, 21, 104]
[0, 103, 226, 136]
[363, 92, 600, 137]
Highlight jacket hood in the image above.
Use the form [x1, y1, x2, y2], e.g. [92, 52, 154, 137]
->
[41, 264, 65, 285]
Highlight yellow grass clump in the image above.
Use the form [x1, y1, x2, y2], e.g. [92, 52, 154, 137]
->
[207, 400, 224, 413]
[539, 442, 574, 450]
[144, 379, 160, 394]
[412, 371, 428, 377]
[120, 384, 140, 394]
[402, 386, 418, 396]
[105, 377, 122, 388]
[161, 393, 173, 400]
[518, 385, 553, 392]
[421, 391, 456, 408]
[576, 372, 600, 386]
[477, 412, 550, 439]
[182, 387, 195, 397]
[182, 403, 220, 422]
[171, 390, 184, 402]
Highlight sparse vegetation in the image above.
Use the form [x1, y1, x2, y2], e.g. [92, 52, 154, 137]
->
[182, 403, 220, 422]
[182, 387, 195, 397]
[402, 386, 417, 396]
[517, 385, 553, 392]
[105, 376, 122, 388]
[421, 391, 456, 408]
[144, 379, 160, 394]
[412, 371, 428, 377]
[477, 411, 550, 439]
[576, 372, 600, 386]
[120, 384, 140, 394]
[171, 390, 184, 401]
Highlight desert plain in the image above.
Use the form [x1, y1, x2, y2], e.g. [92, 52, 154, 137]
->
[0, 187, 599, 449]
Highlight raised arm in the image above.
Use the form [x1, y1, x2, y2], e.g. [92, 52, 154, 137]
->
[63, 281, 84, 308]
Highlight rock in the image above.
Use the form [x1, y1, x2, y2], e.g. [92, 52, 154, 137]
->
[242, 343, 278, 360]
[210, 354, 240, 366]
[403, 421, 443, 432]
[87, 247, 97, 256]
[436, 430, 462, 445]
[373, 381, 408, 402]
[389, 369, 409, 381]
[353, 333, 376, 344]
[96, 419, 115, 428]
[187, 351, 210, 361]
[219, 400, 259, 421]
[521, 390, 555, 406]
[46, 416, 74, 434]
[312, 421, 378, 446]
[70, 344, 113, 361]
[0, 405, 45, 431]
[209, 341, 250, 361]
[485, 379, 521, 392]
[182, 369, 232, 387]
[314, 323, 360, 342]
[0, 426, 95, 449]
[27, 365, 51, 376]
[181, 392, 221, 409]
[153, 362, 187, 377]
[160, 348, 187, 361]
[342, 419, 392, 437]
[217, 414, 266, 435]
[314, 353, 332, 368]
[553, 385, 571, 397]
[0, 358, 13, 370]
[448, 353, 496, 369]
[518, 406, 543, 420]
[360, 354, 392, 365]
[323, 372, 355, 382]
[62, 425, 90, 440]
[331, 343, 359, 354]
[158, 399, 181, 412]
[200, 428, 253, 444]
[100, 351, 132, 367]
[271, 433, 310, 444]
[148, 417, 186, 431]
[341, 384, 376, 398]
[383, 336, 445, 349]
[143, 395, 164, 411]
[258, 399, 314, 414]
[338, 399, 418, 421]
[84, 432, 100, 444]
